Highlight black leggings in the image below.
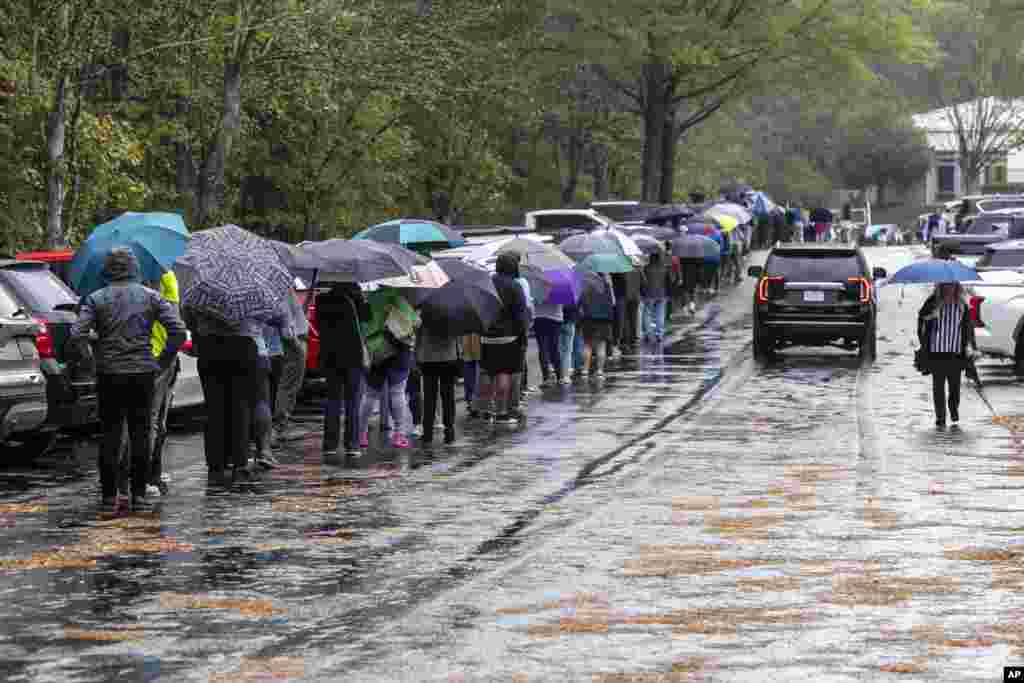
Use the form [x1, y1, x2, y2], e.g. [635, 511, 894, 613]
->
[930, 353, 963, 422]
[421, 361, 459, 431]
[97, 372, 155, 498]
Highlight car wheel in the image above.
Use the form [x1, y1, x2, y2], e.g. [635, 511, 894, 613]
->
[860, 322, 877, 362]
[7, 431, 57, 460]
[753, 324, 773, 360]
[1014, 331, 1024, 376]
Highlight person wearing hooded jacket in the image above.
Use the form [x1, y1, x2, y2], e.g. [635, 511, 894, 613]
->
[317, 282, 370, 457]
[917, 282, 979, 427]
[69, 248, 186, 508]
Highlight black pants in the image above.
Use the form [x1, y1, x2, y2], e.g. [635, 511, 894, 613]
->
[930, 353, 963, 423]
[612, 298, 626, 347]
[624, 300, 640, 346]
[196, 335, 262, 471]
[421, 361, 459, 432]
[407, 367, 422, 426]
[269, 354, 284, 417]
[97, 372, 155, 499]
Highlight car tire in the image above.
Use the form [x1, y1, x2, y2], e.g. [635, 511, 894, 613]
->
[860, 322, 877, 362]
[753, 323, 773, 360]
[1014, 330, 1024, 377]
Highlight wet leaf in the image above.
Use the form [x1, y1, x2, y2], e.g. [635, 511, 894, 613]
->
[0, 502, 47, 514]
[208, 656, 305, 682]
[828, 574, 959, 606]
[271, 496, 337, 513]
[785, 464, 847, 483]
[736, 576, 801, 593]
[879, 659, 927, 673]
[159, 592, 285, 617]
[944, 547, 1024, 562]
[623, 544, 783, 577]
[63, 625, 144, 642]
[671, 496, 719, 511]
[0, 551, 97, 570]
[861, 498, 900, 529]
[800, 560, 883, 576]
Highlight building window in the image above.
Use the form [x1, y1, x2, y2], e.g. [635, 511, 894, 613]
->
[938, 165, 956, 195]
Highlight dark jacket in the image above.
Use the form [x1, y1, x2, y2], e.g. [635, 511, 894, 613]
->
[642, 259, 669, 299]
[486, 273, 529, 339]
[317, 285, 371, 369]
[69, 249, 186, 374]
[580, 274, 616, 322]
[810, 207, 833, 224]
[917, 293, 976, 356]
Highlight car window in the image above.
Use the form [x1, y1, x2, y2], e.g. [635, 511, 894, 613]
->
[0, 267, 78, 312]
[0, 281, 23, 317]
[764, 253, 864, 281]
[970, 217, 1011, 234]
[593, 205, 629, 222]
[980, 250, 1024, 268]
[535, 215, 602, 232]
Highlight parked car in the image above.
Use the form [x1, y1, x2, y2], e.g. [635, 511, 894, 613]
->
[0, 303, 49, 456]
[931, 210, 1024, 256]
[14, 249, 75, 288]
[747, 243, 886, 361]
[963, 243, 1024, 372]
[524, 209, 612, 236]
[0, 260, 98, 455]
[588, 201, 659, 224]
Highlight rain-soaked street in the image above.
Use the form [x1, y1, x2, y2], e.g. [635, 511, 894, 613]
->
[4, 245, 1024, 682]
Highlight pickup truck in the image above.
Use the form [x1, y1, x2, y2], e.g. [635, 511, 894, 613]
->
[931, 210, 1024, 256]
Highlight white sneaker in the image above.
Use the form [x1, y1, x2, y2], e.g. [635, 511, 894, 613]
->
[412, 425, 423, 437]
[688, 302, 697, 315]
[145, 484, 162, 497]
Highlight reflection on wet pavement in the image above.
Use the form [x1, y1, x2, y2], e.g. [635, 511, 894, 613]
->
[4, 247, 1024, 681]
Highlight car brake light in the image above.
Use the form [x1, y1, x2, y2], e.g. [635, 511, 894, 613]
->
[33, 318, 55, 359]
[969, 295, 985, 327]
[847, 277, 872, 304]
[180, 338, 193, 354]
[757, 276, 784, 304]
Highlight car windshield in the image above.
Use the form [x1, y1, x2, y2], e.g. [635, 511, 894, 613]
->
[979, 249, 1024, 268]
[765, 252, 863, 281]
[0, 266, 78, 312]
[0, 282, 23, 317]
[534, 214, 603, 232]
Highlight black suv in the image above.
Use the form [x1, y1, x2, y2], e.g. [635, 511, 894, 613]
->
[747, 244, 886, 360]
[0, 260, 98, 454]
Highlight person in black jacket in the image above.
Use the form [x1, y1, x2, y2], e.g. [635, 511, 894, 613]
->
[917, 283, 978, 427]
[479, 253, 529, 424]
[317, 282, 371, 457]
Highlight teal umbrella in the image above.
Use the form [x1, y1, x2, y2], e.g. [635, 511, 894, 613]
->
[69, 212, 190, 297]
[575, 252, 633, 274]
[353, 219, 467, 250]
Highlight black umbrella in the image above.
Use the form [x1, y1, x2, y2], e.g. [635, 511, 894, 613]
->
[418, 258, 503, 336]
[646, 204, 694, 227]
[293, 238, 419, 283]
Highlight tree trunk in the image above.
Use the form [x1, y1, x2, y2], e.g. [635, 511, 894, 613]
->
[591, 144, 609, 200]
[640, 61, 673, 202]
[658, 114, 677, 203]
[45, 75, 67, 248]
[561, 132, 582, 206]
[876, 182, 886, 208]
[196, 59, 243, 226]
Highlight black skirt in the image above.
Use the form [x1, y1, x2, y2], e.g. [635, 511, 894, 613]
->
[481, 339, 523, 374]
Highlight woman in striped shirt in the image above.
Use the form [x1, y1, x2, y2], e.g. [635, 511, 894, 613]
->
[917, 283, 978, 428]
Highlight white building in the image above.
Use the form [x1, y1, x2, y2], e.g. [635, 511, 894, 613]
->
[910, 99, 1024, 205]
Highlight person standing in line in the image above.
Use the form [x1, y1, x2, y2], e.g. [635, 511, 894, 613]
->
[558, 301, 578, 385]
[416, 325, 462, 445]
[642, 252, 670, 343]
[533, 298, 563, 387]
[407, 364, 423, 437]
[579, 272, 616, 380]
[479, 253, 529, 424]
[610, 273, 628, 358]
[271, 287, 310, 447]
[462, 333, 482, 418]
[69, 248, 185, 508]
[917, 282, 977, 428]
[516, 263, 535, 400]
[317, 282, 370, 458]
[360, 289, 418, 449]
[252, 323, 283, 470]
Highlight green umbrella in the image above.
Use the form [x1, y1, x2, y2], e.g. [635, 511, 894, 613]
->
[575, 252, 633, 274]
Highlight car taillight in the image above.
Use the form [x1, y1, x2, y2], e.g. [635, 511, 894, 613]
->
[33, 318, 55, 359]
[969, 295, 985, 327]
[757, 276, 784, 304]
[180, 338, 193, 354]
[847, 277, 872, 304]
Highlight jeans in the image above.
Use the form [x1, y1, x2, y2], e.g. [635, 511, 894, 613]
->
[273, 336, 308, 430]
[534, 318, 562, 380]
[196, 335, 262, 472]
[930, 353, 963, 423]
[572, 325, 584, 371]
[362, 351, 413, 436]
[643, 298, 667, 340]
[558, 321, 576, 379]
[252, 356, 273, 454]
[97, 372, 155, 499]
[463, 360, 479, 403]
[147, 360, 177, 485]
[421, 361, 459, 432]
[323, 365, 365, 451]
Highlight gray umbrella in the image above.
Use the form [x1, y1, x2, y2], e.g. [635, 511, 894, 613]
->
[671, 235, 719, 260]
[175, 225, 293, 326]
[293, 238, 419, 283]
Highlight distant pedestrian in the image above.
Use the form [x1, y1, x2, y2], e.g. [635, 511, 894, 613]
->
[479, 253, 529, 423]
[516, 265, 535, 400]
[917, 282, 978, 428]
[316, 282, 370, 457]
[611, 273, 629, 357]
[579, 273, 616, 379]
[534, 300, 563, 387]
[642, 252, 669, 342]
[558, 302, 578, 385]
[462, 333, 482, 417]
[271, 288, 310, 446]
[416, 326, 462, 445]
[70, 248, 185, 508]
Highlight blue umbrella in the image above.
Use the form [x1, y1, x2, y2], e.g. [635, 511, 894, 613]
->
[69, 212, 190, 297]
[354, 219, 467, 250]
[887, 259, 981, 285]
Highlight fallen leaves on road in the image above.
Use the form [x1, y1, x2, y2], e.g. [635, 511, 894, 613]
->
[0, 500, 47, 514]
[944, 546, 1023, 562]
[62, 625, 144, 642]
[271, 496, 337, 513]
[992, 415, 1024, 431]
[736, 576, 801, 593]
[705, 512, 784, 538]
[828, 574, 960, 606]
[0, 551, 97, 571]
[879, 658, 927, 674]
[623, 544, 783, 577]
[861, 497, 900, 529]
[801, 560, 883, 576]
[159, 592, 285, 618]
[208, 656, 305, 682]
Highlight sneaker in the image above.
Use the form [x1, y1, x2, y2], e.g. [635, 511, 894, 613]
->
[559, 376, 571, 386]
[359, 432, 369, 448]
[593, 371, 605, 380]
[434, 423, 445, 431]
[467, 408, 482, 419]
[391, 434, 411, 449]
[444, 428, 456, 444]
[131, 495, 155, 511]
[688, 302, 697, 315]
[411, 425, 423, 437]
[539, 377, 554, 388]
[344, 449, 362, 458]
[494, 414, 518, 426]
[145, 484, 162, 498]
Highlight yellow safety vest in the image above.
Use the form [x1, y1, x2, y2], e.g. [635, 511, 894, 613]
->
[151, 271, 180, 358]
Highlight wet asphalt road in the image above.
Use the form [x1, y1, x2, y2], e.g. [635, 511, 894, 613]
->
[3, 246, 1024, 682]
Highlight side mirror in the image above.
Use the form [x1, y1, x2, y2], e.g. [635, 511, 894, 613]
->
[747, 265, 763, 278]
[872, 267, 887, 280]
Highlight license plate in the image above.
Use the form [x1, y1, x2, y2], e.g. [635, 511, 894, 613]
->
[803, 290, 826, 303]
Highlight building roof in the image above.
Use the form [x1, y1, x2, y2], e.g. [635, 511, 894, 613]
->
[913, 98, 1024, 152]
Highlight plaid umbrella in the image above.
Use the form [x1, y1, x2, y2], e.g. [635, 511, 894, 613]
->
[175, 225, 293, 325]
[353, 219, 467, 250]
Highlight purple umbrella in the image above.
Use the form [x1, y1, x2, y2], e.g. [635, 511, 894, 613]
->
[541, 268, 582, 305]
